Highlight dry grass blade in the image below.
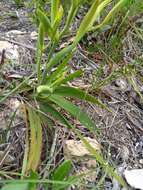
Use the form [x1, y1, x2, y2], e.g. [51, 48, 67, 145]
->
[26, 106, 42, 172]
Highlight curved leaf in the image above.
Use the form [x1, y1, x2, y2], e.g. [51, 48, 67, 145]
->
[40, 103, 72, 129]
[75, 0, 102, 42]
[42, 44, 76, 83]
[37, 9, 53, 37]
[62, 70, 83, 84]
[48, 95, 99, 133]
[52, 160, 72, 181]
[26, 107, 42, 172]
[52, 160, 72, 190]
[51, 0, 60, 25]
[54, 86, 108, 109]
[91, 0, 128, 31]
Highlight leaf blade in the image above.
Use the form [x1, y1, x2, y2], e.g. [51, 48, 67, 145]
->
[1, 183, 28, 190]
[26, 107, 42, 172]
[91, 0, 128, 31]
[54, 86, 108, 109]
[51, 0, 60, 25]
[48, 95, 99, 133]
[37, 9, 53, 38]
[52, 160, 72, 190]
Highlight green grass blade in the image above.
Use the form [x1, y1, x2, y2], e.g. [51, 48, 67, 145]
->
[46, 45, 75, 72]
[37, 23, 44, 82]
[42, 44, 76, 83]
[0, 179, 78, 187]
[46, 54, 72, 85]
[62, 70, 83, 83]
[1, 183, 29, 190]
[49, 95, 99, 133]
[52, 5, 63, 40]
[75, 0, 110, 42]
[60, 3, 78, 36]
[40, 103, 72, 129]
[52, 160, 72, 190]
[91, 0, 128, 31]
[38, 23, 44, 51]
[37, 9, 53, 38]
[51, 0, 60, 25]
[54, 86, 108, 109]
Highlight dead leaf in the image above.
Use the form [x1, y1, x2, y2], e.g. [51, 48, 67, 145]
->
[115, 78, 129, 91]
[64, 137, 100, 186]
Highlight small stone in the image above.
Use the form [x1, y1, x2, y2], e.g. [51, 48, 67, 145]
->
[124, 169, 143, 189]
[30, 31, 38, 40]
[64, 137, 100, 159]
[0, 41, 19, 60]
[115, 78, 128, 91]
[119, 146, 129, 161]
[86, 159, 96, 168]
[64, 138, 100, 185]
[139, 159, 143, 164]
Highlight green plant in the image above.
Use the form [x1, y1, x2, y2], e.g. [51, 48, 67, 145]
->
[0, 0, 130, 189]
[13, 0, 24, 7]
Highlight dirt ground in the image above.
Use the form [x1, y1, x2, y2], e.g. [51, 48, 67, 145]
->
[0, 1, 143, 190]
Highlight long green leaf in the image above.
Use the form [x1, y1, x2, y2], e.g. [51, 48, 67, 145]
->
[47, 54, 72, 85]
[37, 23, 44, 82]
[62, 70, 83, 83]
[47, 44, 75, 72]
[91, 0, 128, 31]
[52, 5, 63, 40]
[75, 0, 116, 42]
[40, 103, 72, 129]
[48, 95, 99, 133]
[75, 0, 101, 42]
[1, 183, 28, 190]
[0, 179, 78, 187]
[38, 85, 108, 110]
[51, 0, 60, 25]
[54, 86, 108, 109]
[60, 3, 78, 36]
[38, 23, 44, 51]
[52, 160, 72, 190]
[37, 9, 53, 38]
[42, 44, 76, 83]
